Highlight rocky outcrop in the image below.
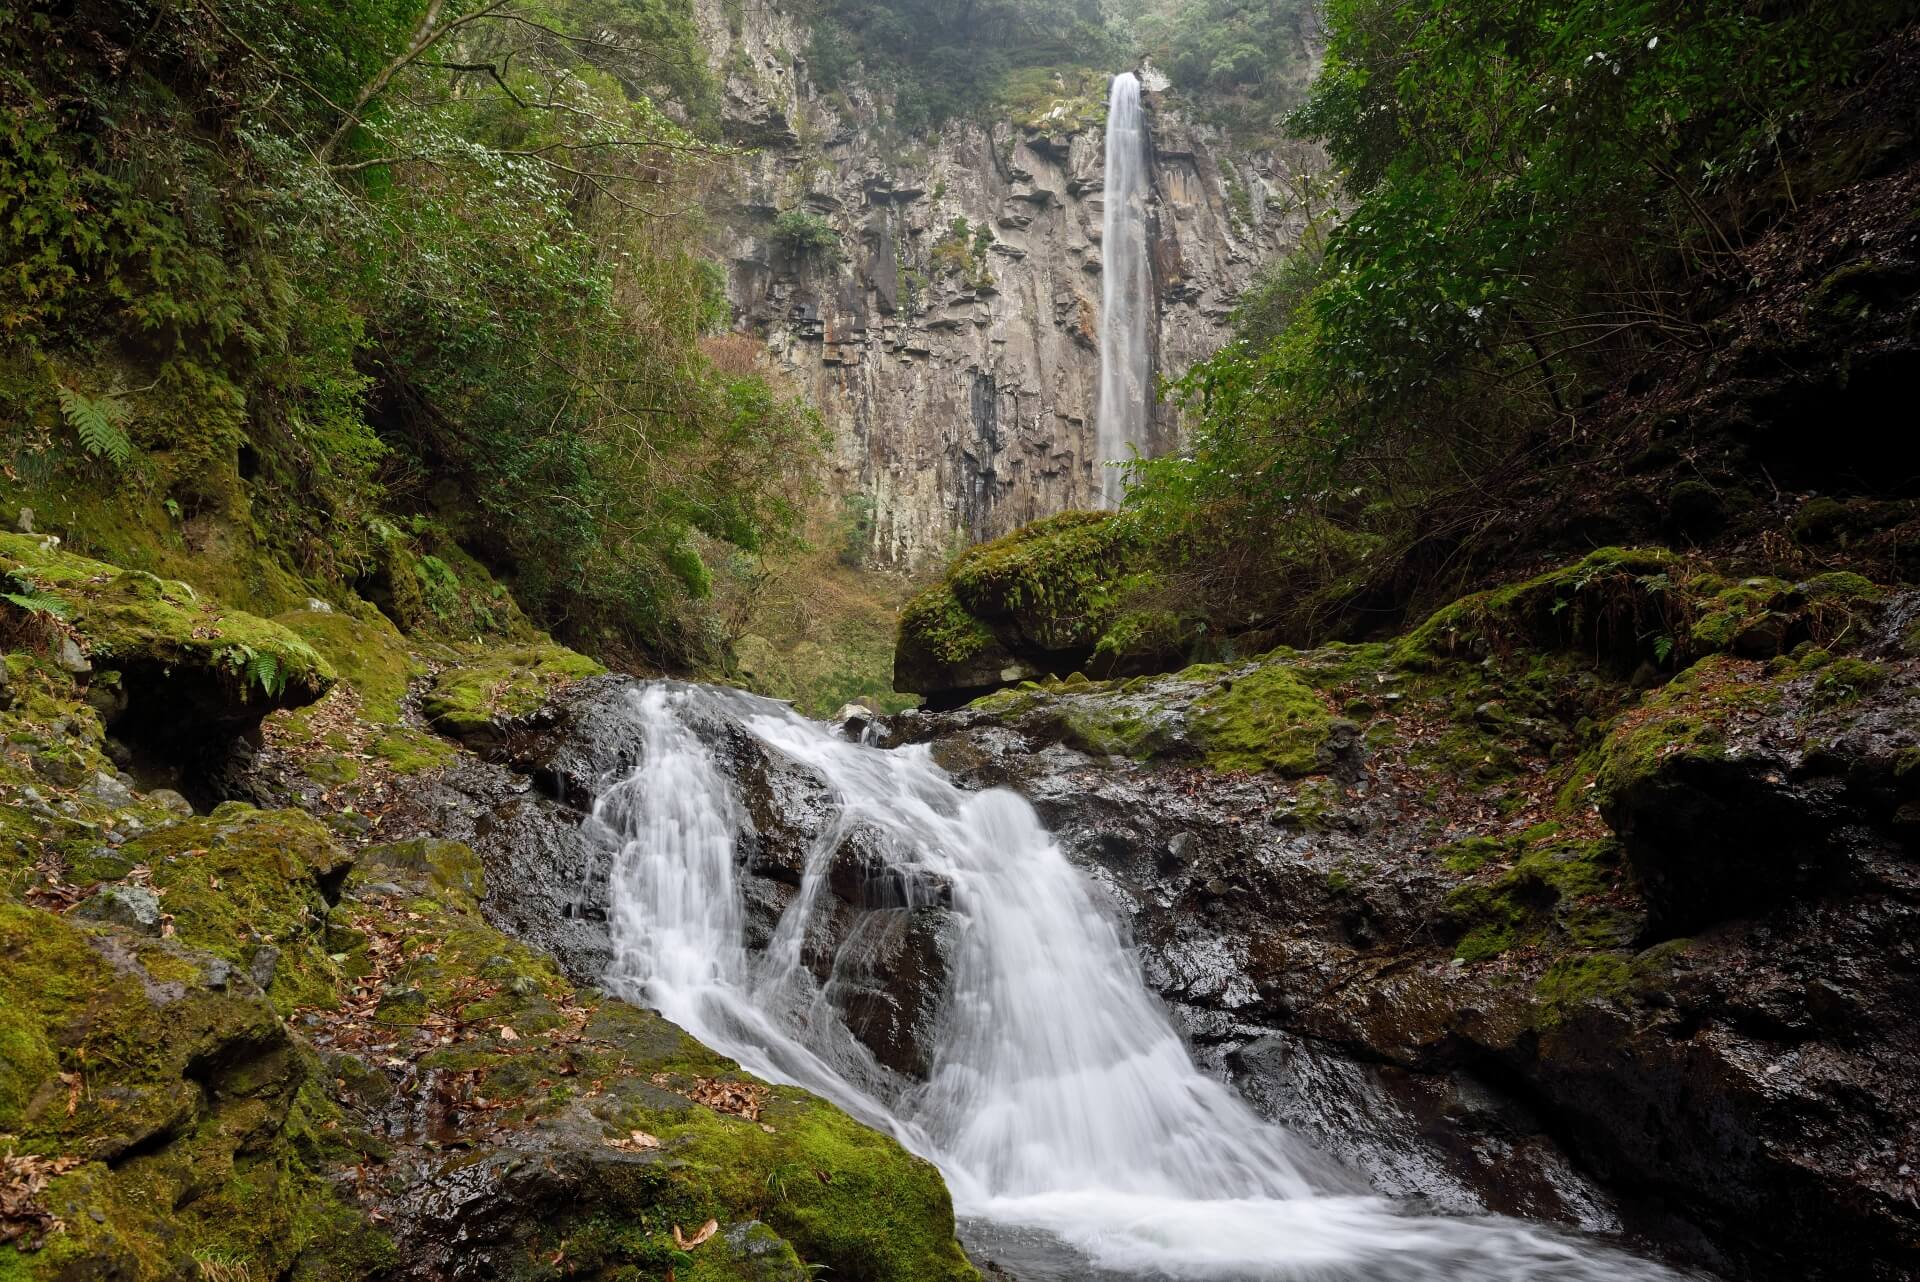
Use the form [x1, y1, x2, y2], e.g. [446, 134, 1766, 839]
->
[695, 1, 1319, 566]
[1, 532, 333, 752]
[0, 562, 977, 1280]
[886, 561, 1920, 1282]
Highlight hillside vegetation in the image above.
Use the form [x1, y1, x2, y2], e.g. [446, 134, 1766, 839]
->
[2, 0, 819, 668]
[904, 0, 1920, 695]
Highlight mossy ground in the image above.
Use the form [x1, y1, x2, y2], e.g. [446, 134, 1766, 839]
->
[0, 532, 333, 713]
[2, 538, 973, 1280]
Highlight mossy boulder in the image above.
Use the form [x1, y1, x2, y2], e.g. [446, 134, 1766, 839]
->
[0, 900, 382, 1277]
[1393, 547, 1682, 671]
[0, 533, 333, 744]
[420, 641, 605, 748]
[894, 511, 1155, 703]
[1590, 655, 1850, 932]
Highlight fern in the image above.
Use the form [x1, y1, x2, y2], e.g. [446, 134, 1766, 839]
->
[3, 589, 71, 619]
[55, 381, 134, 466]
[244, 649, 285, 698]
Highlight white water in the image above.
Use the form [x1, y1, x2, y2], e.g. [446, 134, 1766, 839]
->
[589, 682, 1686, 1281]
[1095, 71, 1154, 509]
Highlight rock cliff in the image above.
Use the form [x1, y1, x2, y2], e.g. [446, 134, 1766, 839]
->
[694, 0, 1319, 566]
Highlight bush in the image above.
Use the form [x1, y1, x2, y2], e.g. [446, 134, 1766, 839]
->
[772, 210, 840, 258]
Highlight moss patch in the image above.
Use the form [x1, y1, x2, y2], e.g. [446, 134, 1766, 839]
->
[420, 641, 604, 744]
[1189, 663, 1336, 775]
[1445, 836, 1636, 962]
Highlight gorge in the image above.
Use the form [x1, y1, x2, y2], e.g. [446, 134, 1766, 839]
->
[3, 1, 1919, 1281]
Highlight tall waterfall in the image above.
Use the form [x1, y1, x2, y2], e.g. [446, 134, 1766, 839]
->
[1095, 71, 1153, 509]
[584, 681, 1684, 1282]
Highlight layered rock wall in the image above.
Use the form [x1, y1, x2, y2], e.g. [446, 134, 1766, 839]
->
[694, 0, 1319, 566]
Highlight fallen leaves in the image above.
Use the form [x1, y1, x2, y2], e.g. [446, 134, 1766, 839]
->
[672, 1218, 718, 1250]
[652, 1074, 767, 1122]
[603, 1130, 661, 1152]
[0, 1152, 83, 1250]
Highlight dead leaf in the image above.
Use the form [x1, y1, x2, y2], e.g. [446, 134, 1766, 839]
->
[496, 1025, 519, 1042]
[672, 1219, 718, 1250]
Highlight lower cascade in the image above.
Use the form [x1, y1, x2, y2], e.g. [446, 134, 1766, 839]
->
[585, 683, 1683, 1281]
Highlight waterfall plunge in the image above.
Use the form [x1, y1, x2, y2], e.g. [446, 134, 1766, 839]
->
[587, 681, 1691, 1282]
[1095, 71, 1153, 509]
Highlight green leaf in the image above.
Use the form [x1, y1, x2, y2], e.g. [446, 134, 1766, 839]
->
[55, 381, 134, 466]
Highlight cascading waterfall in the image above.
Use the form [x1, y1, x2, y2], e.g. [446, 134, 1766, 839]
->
[589, 682, 1686, 1282]
[1095, 71, 1153, 509]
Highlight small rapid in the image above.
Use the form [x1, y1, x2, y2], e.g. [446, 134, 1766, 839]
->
[586, 682, 1686, 1281]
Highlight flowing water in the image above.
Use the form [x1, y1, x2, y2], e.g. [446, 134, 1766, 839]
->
[587, 682, 1686, 1281]
[1095, 71, 1153, 508]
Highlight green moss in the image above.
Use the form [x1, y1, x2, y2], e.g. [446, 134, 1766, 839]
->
[1189, 663, 1335, 775]
[898, 582, 996, 669]
[275, 606, 419, 724]
[1534, 953, 1634, 1023]
[120, 806, 351, 1015]
[1811, 656, 1887, 706]
[1445, 837, 1633, 962]
[1057, 700, 1179, 760]
[369, 725, 457, 773]
[420, 641, 604, 741]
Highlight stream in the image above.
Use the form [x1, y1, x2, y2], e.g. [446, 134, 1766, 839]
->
[582, 682, 1687, 1281]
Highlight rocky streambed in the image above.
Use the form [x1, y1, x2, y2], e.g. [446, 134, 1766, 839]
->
[5, 531, 1918, 1281]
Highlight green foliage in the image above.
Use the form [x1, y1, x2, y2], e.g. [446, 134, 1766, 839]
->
[773, 210, 840, 258]
[1132, 0, 1317, 137]
[804, 0, 1119, 129]
[1122, 0, 1913, 655]
[0, 0, 819, 667]
[53, 382, 132, 467]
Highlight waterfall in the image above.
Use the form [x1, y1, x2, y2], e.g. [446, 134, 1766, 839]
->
[1095, 71, 1153, 509]
[588, 682, 1686, 1282]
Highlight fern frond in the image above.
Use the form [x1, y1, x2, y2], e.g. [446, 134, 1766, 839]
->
[56, 382, 134, 466]
[244, 650, 284, 697]
[2, 590, 71, 619]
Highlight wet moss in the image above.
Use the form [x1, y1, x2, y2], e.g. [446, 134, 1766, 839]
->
[420, 641, 604, 743]
[1189, 663, 1336, 775]
[1534, 954, 1634, 1023]
[1445, 837, 1634, 962]
[1810, 656, 1887, 707]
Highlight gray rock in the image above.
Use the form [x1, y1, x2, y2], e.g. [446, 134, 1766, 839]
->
[86, 770, 135, 808]
[144, 788, 194, 817]
[74, 884, 165, 934]
[247, 945, 281, 991]
[16, 506, 32, 534]
[54, 637, 91, 675]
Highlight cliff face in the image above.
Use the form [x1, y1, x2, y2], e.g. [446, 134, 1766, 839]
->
[694, 0, 1319, 567]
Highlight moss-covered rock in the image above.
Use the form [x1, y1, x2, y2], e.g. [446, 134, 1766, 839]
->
[0, 900, 385, 1278]
[0, 533, 333, 741]
[420, 641, 605, 748]
[894, 511, 1148, 702]
[1188, 664, 1338, 775]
